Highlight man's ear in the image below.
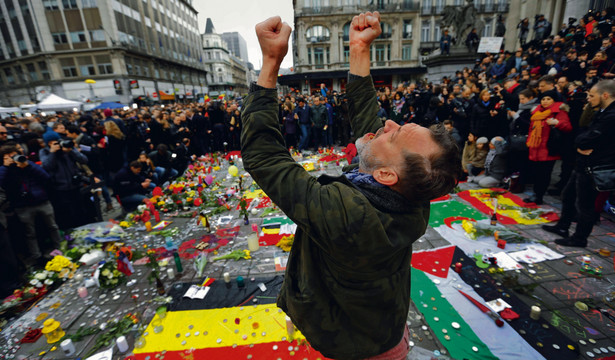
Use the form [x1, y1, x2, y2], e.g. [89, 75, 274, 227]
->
[373, 166, 399, 186]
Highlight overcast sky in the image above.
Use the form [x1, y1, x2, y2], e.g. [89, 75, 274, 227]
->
[192, 1, 295, 70]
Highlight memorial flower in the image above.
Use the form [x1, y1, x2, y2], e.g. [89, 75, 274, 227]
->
[45, 255, 73, 272]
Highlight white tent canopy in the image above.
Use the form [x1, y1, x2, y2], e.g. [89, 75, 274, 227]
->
[36, 94, 83, 111]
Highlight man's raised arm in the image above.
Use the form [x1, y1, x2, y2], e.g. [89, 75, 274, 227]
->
[347, 12, 383, 137]
[256, 16, 292, 89]
[241, 17, 358, 253]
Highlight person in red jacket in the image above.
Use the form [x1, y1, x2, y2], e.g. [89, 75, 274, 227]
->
[524, 89, 572, 204]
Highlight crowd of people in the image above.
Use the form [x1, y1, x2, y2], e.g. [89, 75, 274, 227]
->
[1, 9, 614, 296]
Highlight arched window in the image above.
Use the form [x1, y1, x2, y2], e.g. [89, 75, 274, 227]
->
[305, 25, 331, 42]
[380, 22, 392, 38]
[343, 22, 351, 41]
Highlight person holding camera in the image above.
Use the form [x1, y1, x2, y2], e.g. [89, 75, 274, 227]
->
[0, 145, 62, 268]
[39, 131, 89, 230]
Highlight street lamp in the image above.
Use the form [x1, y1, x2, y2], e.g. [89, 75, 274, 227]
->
[85, 79, 96, 101]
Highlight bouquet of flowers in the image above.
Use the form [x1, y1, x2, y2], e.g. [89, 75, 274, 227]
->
[461, 220, 527, 243]
[96, 261, 126, 289]
[144, 248, 162, 283]
[276, 235, 294, 252]
[45, 255, 78, 280]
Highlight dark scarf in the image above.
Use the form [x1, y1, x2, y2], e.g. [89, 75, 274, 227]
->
[343, 167, 414, 213]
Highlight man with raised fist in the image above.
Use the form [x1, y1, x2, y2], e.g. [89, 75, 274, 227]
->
[241, 12, 460, 360]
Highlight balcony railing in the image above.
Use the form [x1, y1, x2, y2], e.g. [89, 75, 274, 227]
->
[421, 5, 445, 15]
[477, 2, 509, 13]
[298, 2, 419, 16]
[299, 6, 336, 15]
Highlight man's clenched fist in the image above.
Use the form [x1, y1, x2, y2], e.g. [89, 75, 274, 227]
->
[255, 16, 291, 66]
[350, 12, 382, 50]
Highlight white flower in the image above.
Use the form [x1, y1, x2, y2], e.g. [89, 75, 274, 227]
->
[34, 272, 47, 280]
[30, 279, 41, 287]
[44, 279, 54, 286]
[137, 204, 147, 212]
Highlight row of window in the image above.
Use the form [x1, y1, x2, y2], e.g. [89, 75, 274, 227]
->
[306, 21, 413, 43]
[305, 42, 412, 67]
[2, 61, 50, 86]
[51, 30, 105, 45]
[304, 15, 497, 47]
[304, 0, 494, 7]
[420, 17, 496, 42]
[43, 0, 97, 10]
[60, 55, 113, 78]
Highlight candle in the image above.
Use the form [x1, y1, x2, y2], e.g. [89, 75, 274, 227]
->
[247, 233, 260, 252]
[60, 339, 75, 356]
[154, 210, 161, 223]
[236, 276, 245, 288]
[530, 305, 541, 320]
[286, 316, 295, 338]
[74, 273, 84, 282]
[223, 272, 231, 283]
[454, 262, 462, 273]
[78, 287, 88, 298]
[116, 335, 129, 353]
[145, 221, 152, 232]
[167, 268, 175, 280]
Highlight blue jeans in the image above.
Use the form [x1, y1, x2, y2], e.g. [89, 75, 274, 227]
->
[299, 124, 311, 150]
[120, 193, 147, 210]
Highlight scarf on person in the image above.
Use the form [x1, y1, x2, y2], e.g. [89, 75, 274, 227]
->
[342, 166, 414, 213]
[527, 107, 552, 148]
[393, 98, 405, 114]
[344, 167, 386, 188]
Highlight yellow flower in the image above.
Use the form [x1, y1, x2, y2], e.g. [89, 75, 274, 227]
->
[461, 220, 476, 234]
[276, 235, 294, 252]
[45, 255, 72, 272]
[119, 221, 130, 228]
[243, 249, 251, 259]
[101, 269, 111, 277]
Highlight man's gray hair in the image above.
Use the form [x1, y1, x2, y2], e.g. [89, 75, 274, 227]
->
[594, 80, 615, 98]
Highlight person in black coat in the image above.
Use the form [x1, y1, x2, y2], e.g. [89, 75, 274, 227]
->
[208, 101, 226, 152]
[471, 89, 499, 138]
[507, 89, 536, 186]
[113, 161, 150, 210]
[542, 80, 615, 247]
[187, 107, 211, 155]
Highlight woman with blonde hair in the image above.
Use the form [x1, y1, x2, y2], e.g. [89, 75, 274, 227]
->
[103, 120, 126, 176]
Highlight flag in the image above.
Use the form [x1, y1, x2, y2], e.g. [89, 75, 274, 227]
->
[117, 251, 134, 276]
[203, 95, 210, 102]
[218, 94, 225, 100]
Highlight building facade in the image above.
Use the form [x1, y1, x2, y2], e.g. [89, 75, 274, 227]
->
[284, 0, 568, 92]
[0, 0, 208, 107]
[202, 18, 249, 98]
[221, 31, 249, 63]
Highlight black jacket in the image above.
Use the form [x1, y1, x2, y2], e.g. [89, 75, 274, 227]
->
[576, 101, 615, 168]
[113, 166, 147, 198]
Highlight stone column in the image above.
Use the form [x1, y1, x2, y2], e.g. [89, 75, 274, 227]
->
[504, 0, 523, 51]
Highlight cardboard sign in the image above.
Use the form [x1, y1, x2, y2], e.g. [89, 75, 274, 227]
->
[477, 37, 503, 53]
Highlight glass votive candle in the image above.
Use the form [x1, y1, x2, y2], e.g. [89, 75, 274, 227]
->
[78, 287, 88, 298]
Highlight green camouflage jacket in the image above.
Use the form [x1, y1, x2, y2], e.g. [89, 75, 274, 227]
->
[241, 75, 429, 360]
